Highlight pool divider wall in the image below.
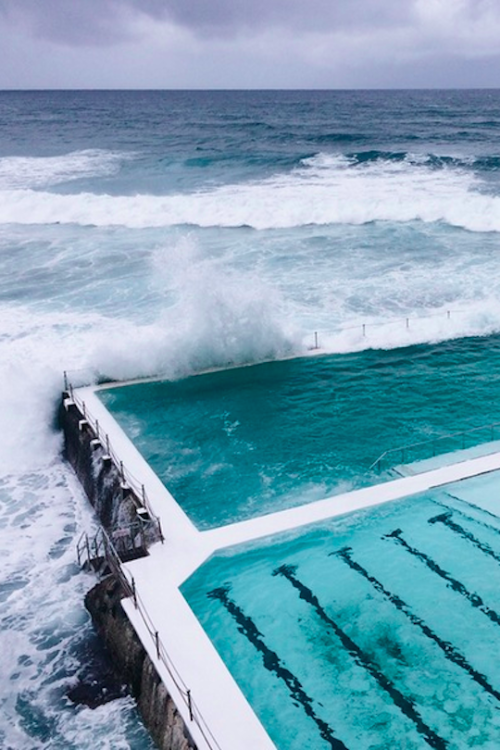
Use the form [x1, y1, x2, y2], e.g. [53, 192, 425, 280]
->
[59, 393, 198, 750]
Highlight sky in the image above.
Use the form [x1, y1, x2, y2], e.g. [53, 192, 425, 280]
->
[1, 0, 500, 89]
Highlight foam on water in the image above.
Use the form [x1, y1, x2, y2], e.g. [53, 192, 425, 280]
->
[0, 150, 127, 190]
[0, 464, 154, 750]
[0, 150, 498, 231]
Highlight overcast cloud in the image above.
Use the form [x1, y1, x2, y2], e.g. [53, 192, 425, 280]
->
[1, 0, 500, 88]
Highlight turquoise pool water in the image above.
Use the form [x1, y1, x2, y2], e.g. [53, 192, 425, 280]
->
[182, 473, 500, 749]
[99, 336, 500, 529]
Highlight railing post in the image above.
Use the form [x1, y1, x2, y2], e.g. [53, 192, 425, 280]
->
[63, 370, 68, 391]
[155, 630, 160, 659]
[106, 434, 110, 455]
[157, 517, 165, 544]
[187, 689, 193, 721]
[362, 323, 366, 337]
[96, 419, 100, 439]
[132, 577, 137, 608]
[314, 331, 318, 349]
[406, 318, 409, 329]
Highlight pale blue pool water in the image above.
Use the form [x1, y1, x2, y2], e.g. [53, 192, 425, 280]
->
[99, 336, 500, 529]
[182, 472, 500, 750]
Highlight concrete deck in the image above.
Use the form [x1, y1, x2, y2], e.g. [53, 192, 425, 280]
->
[77, 385, 500, 750]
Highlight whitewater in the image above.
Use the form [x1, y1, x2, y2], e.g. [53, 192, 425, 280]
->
[2, 88, 500, 748]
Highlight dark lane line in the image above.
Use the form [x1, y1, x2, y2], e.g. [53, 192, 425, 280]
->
[429, 512, 500, 563]
[384, 529, 500, 627]
[207, 586, 349, 750]
[441, 493, 500, 528]
[273, 564, 447, 750]
[332, 546, 500, 702]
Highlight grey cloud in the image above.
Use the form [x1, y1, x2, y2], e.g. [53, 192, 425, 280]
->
[0, 0, 136, 45]
[0, 0, 411, 45]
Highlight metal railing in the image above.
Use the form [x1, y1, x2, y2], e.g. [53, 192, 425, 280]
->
[64, 381, 164, 544]
[370, 421, 500, 474]
[77, 527, 222, 750]
[309, 308, 466, 350]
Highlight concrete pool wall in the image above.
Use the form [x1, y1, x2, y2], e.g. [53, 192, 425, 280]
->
[62, 381, 500, 750]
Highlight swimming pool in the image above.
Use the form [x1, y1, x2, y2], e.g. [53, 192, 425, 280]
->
[98, 338, 500, 530]
[182, 473, 500, 749]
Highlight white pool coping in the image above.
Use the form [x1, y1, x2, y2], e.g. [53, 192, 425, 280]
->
[76, 385, 500, 750]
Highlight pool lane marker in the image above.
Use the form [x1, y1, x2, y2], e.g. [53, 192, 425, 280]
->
[207, 586, 348, 750]
[428, 512, 500, 564]
[384, 529, 500, 627]
[332, 546, 500, 702]
[273, 564, 447, 750]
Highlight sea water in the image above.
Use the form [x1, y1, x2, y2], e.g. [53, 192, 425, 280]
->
[3, 89, 500, 747]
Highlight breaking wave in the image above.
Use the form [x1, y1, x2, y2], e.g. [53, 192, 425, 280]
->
[1, 149, 499, 232]
[0, 149, 128, 190]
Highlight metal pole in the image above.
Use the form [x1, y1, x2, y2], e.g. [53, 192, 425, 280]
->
[314, 331, 318, 349]
[155, 631, 160, 659]
[158, 518, 165, 544]
[447, 310, 451, 320]
[362, 323, 366, 337]
[64, 370, 68, 391]
[406, 318, 409, 329]
[187, 690, 193, 721]
[96, 420, 100, 439]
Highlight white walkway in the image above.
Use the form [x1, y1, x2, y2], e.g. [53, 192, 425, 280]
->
[77, 385, 500, 750]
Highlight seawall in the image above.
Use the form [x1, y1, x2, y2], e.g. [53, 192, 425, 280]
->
[86, 576, 196, 750]
[59, 392, 197, 750]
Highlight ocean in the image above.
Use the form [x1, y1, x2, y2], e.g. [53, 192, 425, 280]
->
[2, 89, 500, 748]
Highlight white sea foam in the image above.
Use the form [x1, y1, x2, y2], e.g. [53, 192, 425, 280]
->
[0, 152, 498, 233]
[0, 463, 152, 749]
[309, 299, 500, 355]
[0, 150, 127, 190]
